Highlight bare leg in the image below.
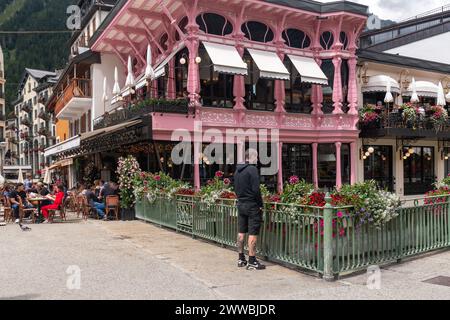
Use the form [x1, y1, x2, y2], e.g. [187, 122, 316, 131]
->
[248, 235, 258, 257]
[237, 233, 245, 254]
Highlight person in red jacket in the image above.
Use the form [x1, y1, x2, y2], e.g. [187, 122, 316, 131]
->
[41, 184, 65, 223]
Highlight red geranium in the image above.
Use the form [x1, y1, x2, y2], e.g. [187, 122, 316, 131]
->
[215, 171, 224, 178]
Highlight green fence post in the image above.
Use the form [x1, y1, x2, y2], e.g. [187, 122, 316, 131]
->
[323, 193, 335, 281]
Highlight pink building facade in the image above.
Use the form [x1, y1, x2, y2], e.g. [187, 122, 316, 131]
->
[90, 0, 368, 191]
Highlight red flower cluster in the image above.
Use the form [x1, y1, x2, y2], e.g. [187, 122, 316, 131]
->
[223, 178, 231, 186]
[220, 191, 237, 199]
[176, 188, 196, 196]
[308, 192, 325, 207]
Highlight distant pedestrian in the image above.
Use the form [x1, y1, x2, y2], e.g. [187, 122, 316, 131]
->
[234, 148, 266, 270]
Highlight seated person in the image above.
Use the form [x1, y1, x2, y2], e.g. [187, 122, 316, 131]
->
[9, 183, 35, 223]
[36, 182, 51, 206]
[41, 184, 65, 223]
[85, 184, 106, 220]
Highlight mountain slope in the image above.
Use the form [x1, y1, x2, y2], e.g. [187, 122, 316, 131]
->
[0, 0, 74, 113]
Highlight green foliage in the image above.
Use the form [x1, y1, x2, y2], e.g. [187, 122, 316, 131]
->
[280, 177, 315, 204]
[0, 0, 73, 112]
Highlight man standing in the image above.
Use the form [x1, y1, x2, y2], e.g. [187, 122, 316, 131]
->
[234, 148, 266, 270]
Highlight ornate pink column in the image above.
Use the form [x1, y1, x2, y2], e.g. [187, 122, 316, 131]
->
[332, 56, 343, 114]
[152, 80, 158, 98]
[350, 142, 357, 185]
[312, 143, 319, 189]
[347, 57, 358, 115]
[311, 59, 324, 115]
[167, 58, 176, 99]
[277, 142, 283, 194]
[274, 49, 286, 114]
[233, 37, 246, 124]
[185, 25, 201, 115]
[335, 142, 342, 189]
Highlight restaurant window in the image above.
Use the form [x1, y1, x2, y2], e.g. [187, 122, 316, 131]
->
[341, 144, 351, 185]
[200, 143, 238, 185]
[403, 146, 435, 195]
[282, 144, 313, 183]
[284, 58, 312, 113]
[363, 92, 386, 105]
[364, 145, 394, 191]
[320, 31, 334, 50]
[157, 68, 167, 99]
[175, 48, 189, 98]
[244, 52, 275, 111]
[318, 144, 336, 190]
[282, 28, 311, 49]
[196, 13, 233, 36]
[321, 59, 334, 114]
[341, 59, 349, 112]
[242, 21, 274, 43]
[199, 46, 234, 108]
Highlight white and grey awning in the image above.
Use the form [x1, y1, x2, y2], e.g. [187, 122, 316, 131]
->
[202, 41, 248, 75]
[287, 55, 328, 85]
[247, 48, 290, 80]
[362, 75, 401, 94]
[405, 80, 438, 98]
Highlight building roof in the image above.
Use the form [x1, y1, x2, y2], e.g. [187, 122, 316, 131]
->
[89, 0, 368, 48]
[16, 68, 57, 99]
[357, 49, 450, 75]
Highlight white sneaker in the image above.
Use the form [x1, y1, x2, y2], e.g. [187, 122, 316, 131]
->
[15, 219, 20, 224]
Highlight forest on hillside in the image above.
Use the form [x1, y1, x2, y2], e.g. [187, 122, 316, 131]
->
[0, 0, 73, 114]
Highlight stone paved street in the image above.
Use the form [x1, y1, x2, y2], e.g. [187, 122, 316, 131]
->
[1, 216, 450, 300]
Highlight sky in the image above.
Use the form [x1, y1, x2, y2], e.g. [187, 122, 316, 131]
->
[319, 0, 450, 21]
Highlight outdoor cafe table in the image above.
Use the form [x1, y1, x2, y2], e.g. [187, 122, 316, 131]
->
[28, 197, 48, 223]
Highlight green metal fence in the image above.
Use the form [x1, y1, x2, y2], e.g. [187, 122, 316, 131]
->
[135, 194, 450, 280]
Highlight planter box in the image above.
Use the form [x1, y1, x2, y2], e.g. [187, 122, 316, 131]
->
[121, 207, 135, 221]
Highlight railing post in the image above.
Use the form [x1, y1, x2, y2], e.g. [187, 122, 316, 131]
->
[323, 193, 335, 281]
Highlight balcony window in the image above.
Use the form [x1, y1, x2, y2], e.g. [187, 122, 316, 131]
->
[284, 58, 312, 113]
[403, 146, 435, 195]
[244, 53, 275, 112]
[320, 59, 335, 114]
[175, 48, 189, 98]
[199, 47, 234, 108]
[341, 144, 351, 185]
[282, 144, 313, 183]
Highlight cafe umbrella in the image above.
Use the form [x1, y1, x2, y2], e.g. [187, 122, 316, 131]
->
[410, 77, 420, 103]
[437, 82, 446, 106]
[17, 167, 24, 184]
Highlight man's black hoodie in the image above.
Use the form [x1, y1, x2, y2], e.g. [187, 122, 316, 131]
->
[234, 164, 263, 208]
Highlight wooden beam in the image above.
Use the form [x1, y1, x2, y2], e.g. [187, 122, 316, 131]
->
[134, 14, 166, 53]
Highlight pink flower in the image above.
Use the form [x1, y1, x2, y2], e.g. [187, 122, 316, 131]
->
[289, 175, 299, 185]
[337, 211, 343, 218]
[154, 175, 161, 181]
[215, 171, 224, 178]
[339, 228, 346, 237]
[223, 178, 231, 185]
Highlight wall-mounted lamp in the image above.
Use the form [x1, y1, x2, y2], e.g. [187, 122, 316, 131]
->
[179, 54, 202, 65]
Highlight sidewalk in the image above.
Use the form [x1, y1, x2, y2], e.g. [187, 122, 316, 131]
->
[98, 220, 450, 300]
[1, 217, 449, 299]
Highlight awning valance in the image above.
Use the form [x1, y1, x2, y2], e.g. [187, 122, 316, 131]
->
[49, 158, 73, 170]
[44, 136, 81, 158]
[247, 49, 290, 80]
[362, 75, 401, 94]
[405, 81, 438, 98]
[81, 119, 142, 142]
[287, 55, 328, 85]
[202, 42, 248, 75]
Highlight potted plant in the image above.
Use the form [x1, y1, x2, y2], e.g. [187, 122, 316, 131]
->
[428, 105, 448, 131]
[401, 104, 418, 128]
[117, 155, 142, 220]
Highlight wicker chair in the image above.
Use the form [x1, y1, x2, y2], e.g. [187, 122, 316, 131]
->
[19, 198, 37, 224]
[2, 196, 13, 223]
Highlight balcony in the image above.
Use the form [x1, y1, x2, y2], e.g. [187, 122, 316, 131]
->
[38, 127, 51, 137]
[21, 103, 32, 113]
[360, 107, 450, 139]
[93, 98, 189, 130]
[38, 95, 49, 105]
[9, 136, 18, 144]
[20, 117, 32, 127]
[38, 110, 50, 121]
[55, 78, 92, 120]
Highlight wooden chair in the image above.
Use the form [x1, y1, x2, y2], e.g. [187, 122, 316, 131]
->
[2, 196, 13, 223]
[105, 196, 120, 221]
[19, 197, 37, 224]
[80, 195, 94, 221]
[48, 197, 68, 224]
